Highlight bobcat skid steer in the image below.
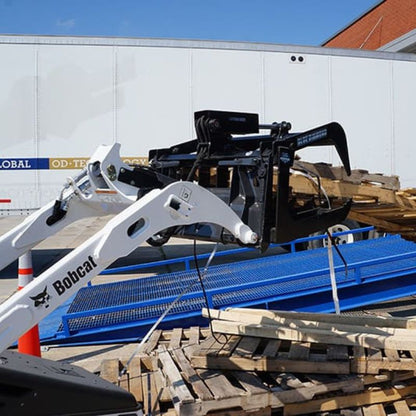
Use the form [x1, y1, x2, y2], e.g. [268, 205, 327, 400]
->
[0, 110, 351, 415]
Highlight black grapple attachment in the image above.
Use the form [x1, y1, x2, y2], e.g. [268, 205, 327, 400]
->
[129, 110, 352, 250]
[270, 122, 351, 245]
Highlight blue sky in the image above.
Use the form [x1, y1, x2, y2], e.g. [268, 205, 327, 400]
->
[0, 0, 379, 46]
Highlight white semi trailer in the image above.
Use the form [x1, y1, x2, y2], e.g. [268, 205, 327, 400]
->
[0, 35, 415, 214]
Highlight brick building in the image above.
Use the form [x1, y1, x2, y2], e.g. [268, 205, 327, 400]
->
[323, 0, 416, 53]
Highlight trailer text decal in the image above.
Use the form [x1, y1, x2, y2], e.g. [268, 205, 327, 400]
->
[0, 158, 49, 170]
[52, 255, 98, 296]
[0, 157, 148, 170]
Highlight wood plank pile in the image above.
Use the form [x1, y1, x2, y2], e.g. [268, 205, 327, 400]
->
[289, 161, 416, 241]
[98, 308, 416, 415]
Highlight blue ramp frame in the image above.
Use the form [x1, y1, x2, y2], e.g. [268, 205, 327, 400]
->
[41, 235, 416, 345]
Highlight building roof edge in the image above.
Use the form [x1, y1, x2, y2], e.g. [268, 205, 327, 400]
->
[321, 0, 385, 46]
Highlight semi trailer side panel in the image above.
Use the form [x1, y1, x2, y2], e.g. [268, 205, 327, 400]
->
[0, 36, 415, 212]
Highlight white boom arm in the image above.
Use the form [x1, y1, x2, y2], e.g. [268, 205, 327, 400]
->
[0, 181, 257, 352]
[0, 143, 146, 271]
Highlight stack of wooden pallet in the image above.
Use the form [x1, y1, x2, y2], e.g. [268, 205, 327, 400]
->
[98, 307, 416, 415]
[289, 161, 416, 241]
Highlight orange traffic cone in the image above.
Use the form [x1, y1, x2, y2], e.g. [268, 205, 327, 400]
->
[17, 251, 41, 357]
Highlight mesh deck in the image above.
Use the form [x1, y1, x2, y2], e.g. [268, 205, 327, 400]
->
[48, 235, 416, 343]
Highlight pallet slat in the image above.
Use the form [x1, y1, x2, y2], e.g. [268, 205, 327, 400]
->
[158, 345, 195, 406]
[170, 347, 213, 401]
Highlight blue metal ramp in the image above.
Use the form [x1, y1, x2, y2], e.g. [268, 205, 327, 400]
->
[40, 235, 416, 345]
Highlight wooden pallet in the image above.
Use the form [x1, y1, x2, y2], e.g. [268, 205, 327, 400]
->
[204, 308, 416, 373]
[191, 336, 416, 375]
[97, 316, 416, 415]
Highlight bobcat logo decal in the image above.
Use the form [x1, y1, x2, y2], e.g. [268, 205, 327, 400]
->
[30, 287, 51, 308]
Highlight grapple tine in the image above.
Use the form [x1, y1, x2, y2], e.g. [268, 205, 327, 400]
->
[326, 122, 351, 175]
[283, 122, 351, 175]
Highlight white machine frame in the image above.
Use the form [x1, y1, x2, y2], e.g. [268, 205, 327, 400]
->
[0, 143, 257, 353]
